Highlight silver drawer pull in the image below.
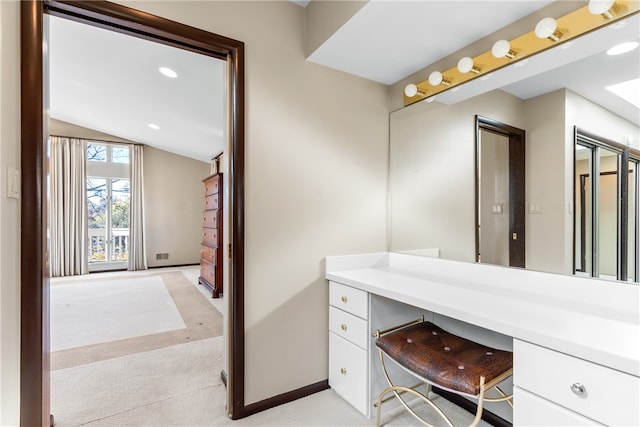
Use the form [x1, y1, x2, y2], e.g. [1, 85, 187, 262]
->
[340, 368, 347, 375]
[341, 323, 348, 331]
[341, 296, 348, 303]
[570, 382, 587, 397]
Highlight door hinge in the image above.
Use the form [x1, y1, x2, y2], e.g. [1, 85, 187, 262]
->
[228, 243, 232, 259]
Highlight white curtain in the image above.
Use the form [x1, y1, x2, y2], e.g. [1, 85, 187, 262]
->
[128, 145, 147, 271]
[49, 136, 88, 277]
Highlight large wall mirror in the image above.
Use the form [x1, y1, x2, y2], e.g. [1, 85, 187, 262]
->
[389, 12, 639, 282]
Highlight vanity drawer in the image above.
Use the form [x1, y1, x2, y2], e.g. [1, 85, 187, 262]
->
[514, 340, 640, 426]
[329, 332, 368, 416]
[514, 387, 602, 426]
[329, 281, 368, 319]
[329, 306, 368, 349]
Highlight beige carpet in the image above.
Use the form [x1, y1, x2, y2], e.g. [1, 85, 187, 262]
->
[51, 271, 222, 370]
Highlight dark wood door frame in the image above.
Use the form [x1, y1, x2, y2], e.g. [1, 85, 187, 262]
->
[474, 115, 526, 268]
[20, 1, 246, 424]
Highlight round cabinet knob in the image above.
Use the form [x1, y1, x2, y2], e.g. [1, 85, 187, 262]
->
[340, 368, 347, 375]
[341, 323, 348, 331]
[570, 382, 587, 397]
[341, 296, 348, 303]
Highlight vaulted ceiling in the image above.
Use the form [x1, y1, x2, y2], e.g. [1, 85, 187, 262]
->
[49, 1, 639, 162]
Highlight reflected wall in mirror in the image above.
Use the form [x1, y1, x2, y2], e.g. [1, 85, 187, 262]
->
[389, 16, 639, 281]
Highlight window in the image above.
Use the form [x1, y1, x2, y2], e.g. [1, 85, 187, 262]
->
[86, 142, 131, 271]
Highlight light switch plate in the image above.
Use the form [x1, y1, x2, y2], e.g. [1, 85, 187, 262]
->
[6, 166, 20, 199]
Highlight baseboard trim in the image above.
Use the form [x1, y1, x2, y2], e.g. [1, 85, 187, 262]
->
[148, 263, 200, 269]
[433, 386, 512, 427]
[243, 380, 329, 418]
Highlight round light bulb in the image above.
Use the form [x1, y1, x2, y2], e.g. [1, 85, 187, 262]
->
[457, 57, 474, 73]
[428, 71, 443, 86]
[457, 57, 480, 74]
[404, 84, 418, 97]
[588, 0, 615, 16]
[535, 17, 560, 41]
[492, 40, 516, 59]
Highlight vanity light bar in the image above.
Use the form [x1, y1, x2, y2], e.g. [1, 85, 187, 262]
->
[403, 0, 640, 106]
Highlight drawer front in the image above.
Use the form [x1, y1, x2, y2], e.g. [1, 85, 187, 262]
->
[201, 245, 216, 264]
[329, 306, 368, 349]
[329, 281, 368, 319]
[203, 210, 218, 229]
[329, 332, 368, 417]
[205, 194, 219, 210]
[514, 340, 640, 426]
[204, 175, 219, 196]
[514, 387, 602, 426]
[202, 228, 219, 248]
[200, 259, 215, 285]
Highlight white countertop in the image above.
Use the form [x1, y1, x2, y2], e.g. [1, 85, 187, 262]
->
[325, 252, 640, 377]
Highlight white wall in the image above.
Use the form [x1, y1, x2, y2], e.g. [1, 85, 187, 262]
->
[0, 1, 21, 424]
[113, 0, 390, 406]
[143, 146, 210, 268]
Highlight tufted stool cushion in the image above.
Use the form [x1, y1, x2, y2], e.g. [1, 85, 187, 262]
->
[375, 321, 512, 396]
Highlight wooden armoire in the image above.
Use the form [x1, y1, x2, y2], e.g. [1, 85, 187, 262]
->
[199, 173, 223, 298]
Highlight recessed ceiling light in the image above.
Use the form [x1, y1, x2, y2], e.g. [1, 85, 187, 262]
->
[606, 78, 640, 109]
[606, 41, 639, 56]
[148, 123, 160, 130]
[159, 66, 178, 78]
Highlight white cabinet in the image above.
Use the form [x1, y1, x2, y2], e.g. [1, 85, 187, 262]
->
[328, 281, 431, 418]
[328, 281, 370, 416]
[514, 340, 640, 426]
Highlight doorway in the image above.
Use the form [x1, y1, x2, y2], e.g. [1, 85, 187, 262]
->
[20, 1, 245, 425]
[475, 116, 526, 268]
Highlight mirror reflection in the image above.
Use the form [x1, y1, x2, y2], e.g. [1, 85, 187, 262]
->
[389, 15, 640, 283]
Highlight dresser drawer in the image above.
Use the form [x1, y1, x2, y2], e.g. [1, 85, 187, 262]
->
[202, 228, 219, 248]
[201, 245, 216, 264]
[514, 387, 602, 426]
[205, 193, 219, 210]
[329, 332, 368, 416]
[329, 281, 368, 319]
[514, 340, 640, 426]
[204, 175, 220, 196]
[203, 210, 218, 229]
[329, 306, 368, 349]
[200, 259, 215, 285]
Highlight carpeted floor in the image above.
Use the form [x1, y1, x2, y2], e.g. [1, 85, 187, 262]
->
[50, 268, 491, 427]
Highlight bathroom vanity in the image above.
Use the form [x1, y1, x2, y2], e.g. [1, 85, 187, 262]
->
[325, 252, 640, 425]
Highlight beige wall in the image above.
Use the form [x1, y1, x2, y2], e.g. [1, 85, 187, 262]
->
[0, 1, 21, 424]
[524, 89, 569, 274]
[389, 89, 525, 262]
[143, 146, 209, 268]
[113, 0, 390, 406]
[49, 120, 208, 269]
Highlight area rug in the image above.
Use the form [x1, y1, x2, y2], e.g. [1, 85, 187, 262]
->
[51, 271, 222, 370]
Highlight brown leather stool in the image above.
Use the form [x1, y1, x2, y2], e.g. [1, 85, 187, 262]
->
[374, 318, 513, 427]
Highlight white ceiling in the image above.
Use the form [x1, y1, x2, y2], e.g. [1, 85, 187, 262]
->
[49, 2, 640, 163]
[50, 15, 226, 162]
